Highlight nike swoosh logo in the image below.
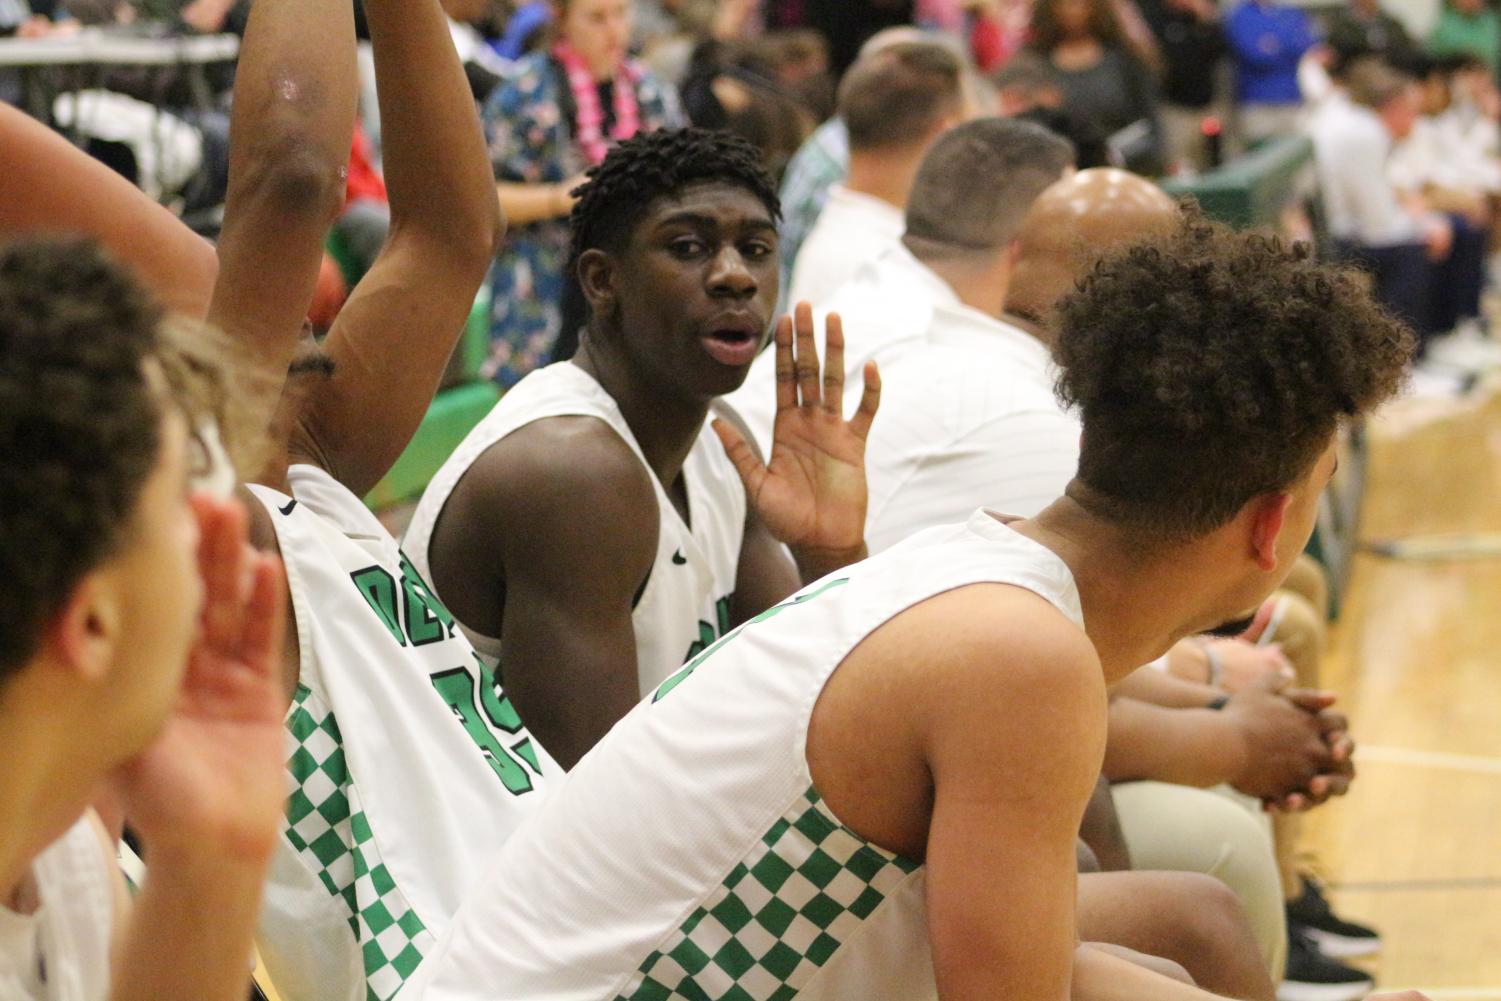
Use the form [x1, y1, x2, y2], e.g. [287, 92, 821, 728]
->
[672, 550, 687, 565]
[279, 499, 298, 516]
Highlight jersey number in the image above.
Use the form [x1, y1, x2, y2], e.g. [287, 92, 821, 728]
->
[430, 663, 541, 795]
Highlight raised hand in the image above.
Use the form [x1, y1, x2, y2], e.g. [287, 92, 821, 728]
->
[713, 302, 880, 576]
[112, 494, 288, 862]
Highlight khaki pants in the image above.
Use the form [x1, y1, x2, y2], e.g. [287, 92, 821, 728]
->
[1112, 780, 1288, 981]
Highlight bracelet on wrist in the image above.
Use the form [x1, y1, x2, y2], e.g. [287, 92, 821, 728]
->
[1200, 640, 1224, 688]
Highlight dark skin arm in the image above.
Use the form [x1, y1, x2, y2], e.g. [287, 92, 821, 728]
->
[1103, 671, 1354, 806]
[286, 0, 503, 495]
[205, 0, 357, 446]
[426, 417, 659, 770]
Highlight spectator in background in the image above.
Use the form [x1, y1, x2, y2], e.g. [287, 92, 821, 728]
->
[679, 38, 820, 181]
[480, 0, 684, 387]
[789, 38, 969, 308]
[1324, 0, 1418, 72]
[1388, 54, 1499, 366]
[1028, 0, 1164, 174]
[1427, 0, 1500, 79]
[993, 50, 1110, 164]
[775, 27, 936, 303]
[1227, 0, 1317, 146]
[1311, 57, 1463, 351]
[1138, 0, 1228, 172]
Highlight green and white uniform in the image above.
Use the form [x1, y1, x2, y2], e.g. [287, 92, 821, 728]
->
[249, 465, 558, 1001]
[405, 361, 746, 696]
[405, 510, 1084, 1001]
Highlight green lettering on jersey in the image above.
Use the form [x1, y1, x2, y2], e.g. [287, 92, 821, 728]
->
[430, 665, 536, 795]
[351, 566, 406, 647]
[683, 595, 736, 662]
[398, 554, 457, 646]
[654, 578, 851, 703]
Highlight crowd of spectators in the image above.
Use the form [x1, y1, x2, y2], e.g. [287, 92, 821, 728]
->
[12, 0, 1501, 378]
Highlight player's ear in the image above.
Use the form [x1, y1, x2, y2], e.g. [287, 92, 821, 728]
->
[1247, 491, 1292, 572]
[47, 571, 121, 684]
[577, 249, 619, 325]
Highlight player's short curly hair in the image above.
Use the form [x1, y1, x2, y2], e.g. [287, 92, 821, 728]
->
[567, 127, 781, 273]
[1053, 210, 1414, 541]
[0, 239, 168, 679]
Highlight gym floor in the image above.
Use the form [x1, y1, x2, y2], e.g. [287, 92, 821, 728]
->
[1304, 375, 1501, 998]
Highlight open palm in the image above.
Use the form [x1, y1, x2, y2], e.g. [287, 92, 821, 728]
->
[113, 496, 288, 860]
[714, 304, 880, 556]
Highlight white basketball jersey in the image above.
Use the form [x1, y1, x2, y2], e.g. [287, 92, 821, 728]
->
[405, 510, 1084, 1001]
[406, 361, 747, 696]
[248, 466, 558, 1001]
[0, 816, 114, 1001]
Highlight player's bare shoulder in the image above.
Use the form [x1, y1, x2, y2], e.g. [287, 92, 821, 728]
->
[809, 582, 1105, 859]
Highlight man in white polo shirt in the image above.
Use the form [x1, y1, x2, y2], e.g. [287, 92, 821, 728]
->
[727, 117, 1074, 460]
[786, 38, 969, 309]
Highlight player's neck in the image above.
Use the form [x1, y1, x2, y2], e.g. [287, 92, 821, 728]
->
[1013, 497, 1225, 681]
[0, 681, 101, 907]
[572, 338, 708, 489]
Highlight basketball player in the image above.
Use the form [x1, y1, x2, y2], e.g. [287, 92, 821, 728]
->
[406, 128, 881, 769]
[0, 239, 287, 1001]
[406, 217, 1422, 1001]
[0, 0, 567, 995]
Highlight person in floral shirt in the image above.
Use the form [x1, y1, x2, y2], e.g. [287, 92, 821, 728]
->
[481, 0, 684, 387]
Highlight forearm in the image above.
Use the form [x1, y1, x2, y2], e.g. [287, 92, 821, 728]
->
[1102, 698, 1238, 785]
[294, 0, 500, 491]
[209, 0, 356, 393]
[1072, 943, 1230, 1001]
[110, 845, 271, 1001]
[1112, 658, 1220, 708]
[367, 0, 501, 261]
[0, 105, 217, 318]
[498, 181, 575, 226]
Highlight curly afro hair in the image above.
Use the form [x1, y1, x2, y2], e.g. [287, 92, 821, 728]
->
[567, 127, 781, 274]
[1053, 209, 1414, 541]
[0, 238, 169, 679]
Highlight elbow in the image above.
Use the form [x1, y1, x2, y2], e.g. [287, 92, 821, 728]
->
[234, 134, 347, 225]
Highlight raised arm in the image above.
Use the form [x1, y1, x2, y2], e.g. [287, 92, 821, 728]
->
[206, 0, 357, 430]
[0, 104, 216, 317]
[289, 0, 504, 495]
[424, 421, 659, 769]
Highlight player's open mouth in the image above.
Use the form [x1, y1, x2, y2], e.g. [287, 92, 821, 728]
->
[700, 328, 760, 367]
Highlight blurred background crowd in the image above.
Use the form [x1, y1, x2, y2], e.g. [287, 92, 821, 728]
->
[10, 0, 1501, 393]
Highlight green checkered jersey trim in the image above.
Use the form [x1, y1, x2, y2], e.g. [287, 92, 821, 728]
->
[284, 684, 433, 1001]
[614, 787, 921, 1001]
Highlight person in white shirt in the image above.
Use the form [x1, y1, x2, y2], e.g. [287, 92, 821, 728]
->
[728, 115, 1070, 458]
[1309, 57, 1457, 347]
[787, 38, 969, 309]
[1386, 54, 1493, 349]
[0, 239, 289, 1001]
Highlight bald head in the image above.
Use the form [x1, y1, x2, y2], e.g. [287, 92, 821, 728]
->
[1006, 168, 1179, 326]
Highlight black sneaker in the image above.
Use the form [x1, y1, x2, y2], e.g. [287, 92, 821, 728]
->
[1287, 876, 1383, 958]
[1277, 928, 1375, 1001]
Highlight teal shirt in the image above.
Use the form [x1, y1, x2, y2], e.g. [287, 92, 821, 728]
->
[1428, 6, 1501, 77]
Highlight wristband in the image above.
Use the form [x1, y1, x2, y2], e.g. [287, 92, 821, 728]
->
[1201, 641, 1224, 688]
